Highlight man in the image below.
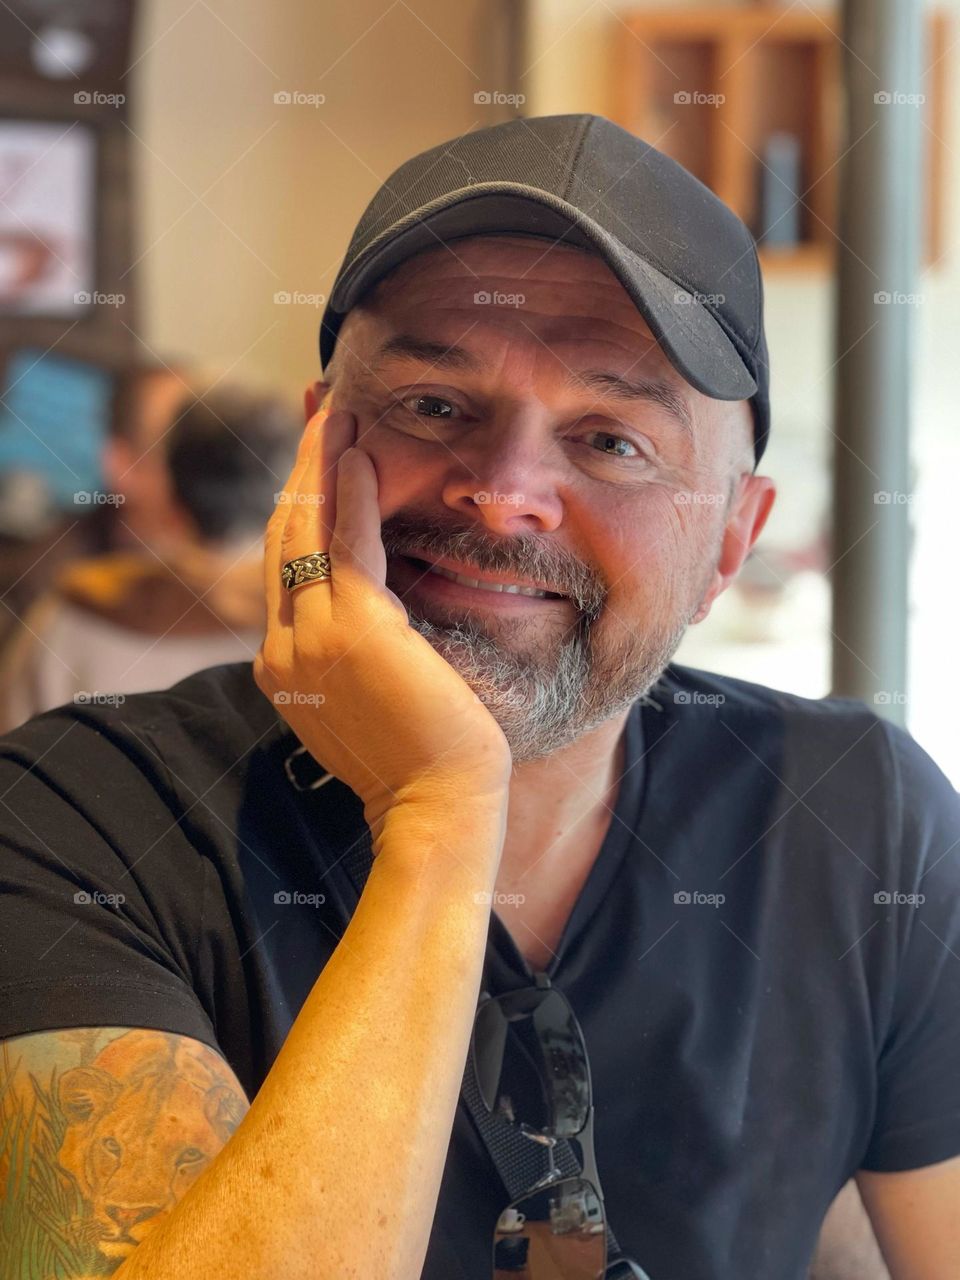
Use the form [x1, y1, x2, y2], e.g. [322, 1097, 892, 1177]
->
[0, 115, 957, 1280]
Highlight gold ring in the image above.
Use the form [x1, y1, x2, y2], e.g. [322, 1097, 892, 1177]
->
[282, 552, 332, 592]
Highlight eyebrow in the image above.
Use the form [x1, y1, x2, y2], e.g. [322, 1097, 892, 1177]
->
[373, 333, 694, 437]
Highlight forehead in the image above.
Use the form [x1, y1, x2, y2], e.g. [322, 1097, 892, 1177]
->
[351, 233, 689, 390]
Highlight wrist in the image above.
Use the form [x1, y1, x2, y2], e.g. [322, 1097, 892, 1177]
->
[368, 788, 508, 873]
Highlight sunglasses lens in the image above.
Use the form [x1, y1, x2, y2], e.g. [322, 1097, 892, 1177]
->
[474, 988, 590, 1139]
[493, 1177, 606, 1279]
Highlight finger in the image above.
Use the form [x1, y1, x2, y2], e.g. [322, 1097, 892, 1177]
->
[281, 408, 355, 618]
[323, 445, 409, 623]
[264, 410, 327, 631]
[280, 407, 355, 561]
[328, 447, 386, 586]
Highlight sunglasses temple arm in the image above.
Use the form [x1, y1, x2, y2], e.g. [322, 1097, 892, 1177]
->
[578, 1105, 606, 1209]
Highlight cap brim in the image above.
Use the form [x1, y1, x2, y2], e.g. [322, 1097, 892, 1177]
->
[321, 186, 757, 402]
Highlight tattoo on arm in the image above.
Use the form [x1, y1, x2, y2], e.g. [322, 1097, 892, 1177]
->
[0, 1026, 250, 1277]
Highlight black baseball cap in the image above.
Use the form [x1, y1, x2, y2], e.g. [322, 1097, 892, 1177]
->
[319, 113, 771, 465]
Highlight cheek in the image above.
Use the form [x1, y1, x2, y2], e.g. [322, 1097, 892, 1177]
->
[355, 427, 435, 519]
[618, 489, 692, 571]
[603, 494, 715, 612]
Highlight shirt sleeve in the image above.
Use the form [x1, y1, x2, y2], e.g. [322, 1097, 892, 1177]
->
[860, 723, 960, 1172]
[0, 701, 218, 1051]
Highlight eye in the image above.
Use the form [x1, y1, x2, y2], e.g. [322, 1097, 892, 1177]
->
[582, 430, 639, 458]
[176, 1147, 206, 1167]
[575, 425, 648, 461]
[101, 1137, 121, 1157]
[396, 393, 462, 420]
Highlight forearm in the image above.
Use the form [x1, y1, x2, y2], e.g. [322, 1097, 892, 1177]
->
[116, 797, 507, 1280]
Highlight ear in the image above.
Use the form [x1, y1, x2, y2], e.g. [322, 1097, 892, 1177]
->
[304, 379, 332, 424]
[58, 1066, 122, 1126]
[204, 1083, 246, 1143]
[690, 473, 777, 625]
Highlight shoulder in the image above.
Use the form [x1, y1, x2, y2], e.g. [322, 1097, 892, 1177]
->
[654, 660, 891, 758]
[0, 660, 284, 815]
[0, 659, 273, 751]
[652, 663, 957, 843]
[658, 660, 877, 724]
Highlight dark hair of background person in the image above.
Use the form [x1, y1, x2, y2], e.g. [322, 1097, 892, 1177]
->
[164, 388, 301, 545]
[109, 357, 192, 443]
[68, 356, 191, 555]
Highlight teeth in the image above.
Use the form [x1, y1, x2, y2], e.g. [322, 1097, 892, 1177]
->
[426, 562, 553, 598]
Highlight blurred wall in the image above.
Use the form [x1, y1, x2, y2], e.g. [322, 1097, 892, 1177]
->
[133, 0, 509, 397]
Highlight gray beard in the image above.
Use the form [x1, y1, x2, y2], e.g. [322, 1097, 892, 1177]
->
[404, 602, 688, 765]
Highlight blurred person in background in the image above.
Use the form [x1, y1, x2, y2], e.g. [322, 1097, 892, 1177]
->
[101, 357, 196, 552]
[0, 357, 187, 665]
[0, 385, 299, 731]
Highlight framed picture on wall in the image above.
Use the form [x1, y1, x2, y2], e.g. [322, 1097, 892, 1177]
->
[0, 119, 96, 316]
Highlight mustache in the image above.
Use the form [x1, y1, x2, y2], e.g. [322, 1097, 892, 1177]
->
[380, 513, 604, 614]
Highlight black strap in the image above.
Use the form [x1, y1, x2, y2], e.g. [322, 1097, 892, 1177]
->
[459, 1031, 627, 1261]
[288, 748, 650, 1278]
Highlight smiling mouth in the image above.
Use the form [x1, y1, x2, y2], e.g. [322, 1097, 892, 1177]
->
[392, 555, 568, 603]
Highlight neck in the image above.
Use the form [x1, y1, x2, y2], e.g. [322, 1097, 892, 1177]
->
[498, 709, 630, 883]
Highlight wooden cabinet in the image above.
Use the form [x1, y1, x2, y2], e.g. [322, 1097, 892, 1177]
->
[610, 6, 949, 272]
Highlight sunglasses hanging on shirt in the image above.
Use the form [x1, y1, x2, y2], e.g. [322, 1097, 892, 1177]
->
[471, 975, 652, 1280]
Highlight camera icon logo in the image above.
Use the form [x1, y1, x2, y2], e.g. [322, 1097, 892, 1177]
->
[274, 91, 292, 104]
[674, 691, 691, 704]
[474, 290, 491, 305]
[674, 91, 691, 104]
[674, 890, 691, 904]
[74, 91, 92, 104]
[474, 91, 492, 104]
[73, 890, 92, 904]
[874, 891, 892, 905]
[274, 890, 291, 904]
[273, 691, 291, 704]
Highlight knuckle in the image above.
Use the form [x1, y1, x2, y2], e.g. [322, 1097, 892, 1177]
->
[265, 508, 285, 541]
[280, 505, 315, 548]
[255, 643, 284, 687]
[291, 624, 333, 666]
[252, 650, 272, 691]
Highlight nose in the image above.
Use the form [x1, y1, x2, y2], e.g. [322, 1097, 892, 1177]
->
[440, 416, 565, 536]
[106, 1202, 162, 1231]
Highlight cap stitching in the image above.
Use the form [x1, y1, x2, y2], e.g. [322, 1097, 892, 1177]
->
[559, 115, 595, 205]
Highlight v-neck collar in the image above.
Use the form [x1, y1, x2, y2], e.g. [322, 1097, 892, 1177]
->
[486, 690, 659, 985]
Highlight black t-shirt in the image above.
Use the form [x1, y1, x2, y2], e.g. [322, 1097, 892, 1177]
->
[1, 660, 959, 1280]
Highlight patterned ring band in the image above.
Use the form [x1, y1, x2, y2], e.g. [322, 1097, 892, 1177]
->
[281, 551, 332, 592]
